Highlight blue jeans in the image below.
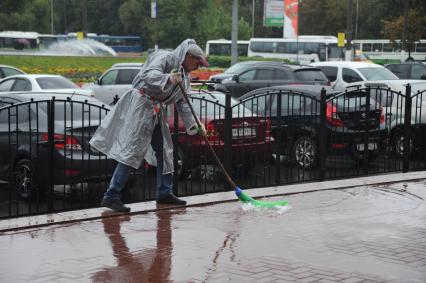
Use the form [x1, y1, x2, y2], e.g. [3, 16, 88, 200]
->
[104, 123, 173, 200]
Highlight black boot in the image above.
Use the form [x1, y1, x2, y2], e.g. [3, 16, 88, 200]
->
[156, 194, 187, 205]
[101, 198, 131, 212]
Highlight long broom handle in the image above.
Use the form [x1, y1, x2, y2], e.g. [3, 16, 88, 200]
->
[177, 82, 238, 190]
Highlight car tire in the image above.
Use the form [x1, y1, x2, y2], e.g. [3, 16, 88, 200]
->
[14, 159, 40, 200]
[392, 131, 414, 158]
[176, 146, 190, 180]
[292, 136, 318, 169]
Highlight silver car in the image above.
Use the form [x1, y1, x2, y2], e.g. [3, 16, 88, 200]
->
[81, 62, 143, 105]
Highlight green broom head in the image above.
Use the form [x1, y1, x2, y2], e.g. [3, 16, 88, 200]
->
[235, 187, 289, 208]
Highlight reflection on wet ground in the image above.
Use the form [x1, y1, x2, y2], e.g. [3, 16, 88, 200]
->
[0, 181, 425, 282]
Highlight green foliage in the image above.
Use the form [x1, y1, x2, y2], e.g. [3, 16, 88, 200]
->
[382, 8, 426, 44]
[0, 0, 425, 51]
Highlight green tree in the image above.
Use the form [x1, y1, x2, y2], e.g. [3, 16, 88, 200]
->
[382, 8, 426, 52]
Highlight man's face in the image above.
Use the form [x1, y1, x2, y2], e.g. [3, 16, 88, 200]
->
[183, 54, 202, 72]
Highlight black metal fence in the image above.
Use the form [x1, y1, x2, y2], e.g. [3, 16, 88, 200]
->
[1, 86, 425, 219]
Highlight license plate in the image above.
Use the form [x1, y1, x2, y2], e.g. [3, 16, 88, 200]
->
[232, 127, 256, 138]
[356, 142, 377, 151]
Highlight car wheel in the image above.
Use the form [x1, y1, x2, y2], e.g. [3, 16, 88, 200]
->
[392, 131, 414, 158]
[14, 159, 38, 200]
[176, 146, 189, 179]
[292, 136, 318, 169]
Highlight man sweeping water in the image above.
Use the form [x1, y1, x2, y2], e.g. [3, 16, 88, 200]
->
[90, 39, 208, 212]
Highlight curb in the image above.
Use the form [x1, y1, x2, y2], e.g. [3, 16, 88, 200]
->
[1, 171, 425, 233]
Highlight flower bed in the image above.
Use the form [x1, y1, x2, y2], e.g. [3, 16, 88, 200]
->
[190, 68, 224, 81]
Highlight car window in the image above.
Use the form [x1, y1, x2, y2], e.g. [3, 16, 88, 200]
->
[342, 68, 363, 83]
[295, 70, 328, 82]
[275, 69, 290, 80]
[389, 64, 410, 79]
[357, 67, 399, 80]
[39, 102, 108, 121]
[411, 65, 426, 80]
[116, 69, 140, 84]
[271, 93, 304, 114]
[224, 63, 250, 74]
[318, 66, 338, 82]
[36, 77, 78, 89]
[0, 98, 31, 123]
[2, 67, 23, 77]
[255, 69, 275, 80]
[0, 79, 15, 91]
[239, 70, 256, 82]
[12, 78, 32, 91]
[100, 70, 118, 85]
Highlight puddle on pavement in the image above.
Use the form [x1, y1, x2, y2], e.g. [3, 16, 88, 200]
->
[0, 181, 425, 283]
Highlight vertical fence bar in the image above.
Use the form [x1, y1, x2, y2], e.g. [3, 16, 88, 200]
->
[275, 91, 282, 185]
[318, 88, 327, 181]
[363, 87, 371, 174]
[403, 84, 412, 173]
[46, 99, 55, 212]
[224, 93, 232, 189]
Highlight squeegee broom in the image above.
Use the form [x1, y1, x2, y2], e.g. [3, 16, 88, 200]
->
[177, 82, 288, 208]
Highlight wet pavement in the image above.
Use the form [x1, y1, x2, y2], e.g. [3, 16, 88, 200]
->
[0, 180, 426, 283]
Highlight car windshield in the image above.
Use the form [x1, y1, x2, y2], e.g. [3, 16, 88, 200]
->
[224, 63, 251, 74]
[36, 77, 79, 89]
[190, 92, 253, 116]
[295, 70, 328, 81]
[39, 101, 108, 121]
[358, 67, 399, 81]
[410, 83, 426, 95]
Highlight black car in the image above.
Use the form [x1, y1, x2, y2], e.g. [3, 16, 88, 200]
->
[0, 92, 114, 199]
[213, 61, 329, 98]
[385, 62, 426, 80]
[238, 85, 385, 169]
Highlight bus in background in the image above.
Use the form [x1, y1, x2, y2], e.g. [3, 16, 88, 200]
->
[205, 39, 249, 56]
[65, 33, 143, 53]
[87, 34, 142, 53]
[352, 39, 426, 62]
[0, 31, 39, 50]
[247, 36, 344, 64]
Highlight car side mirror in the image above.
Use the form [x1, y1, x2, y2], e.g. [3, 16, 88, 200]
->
[232, 74, 239, 83]
[95, 79, 100, 85]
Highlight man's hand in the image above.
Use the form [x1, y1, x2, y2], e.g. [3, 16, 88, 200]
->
[169, 70, 182, 85]
[197, 123, 206, 136]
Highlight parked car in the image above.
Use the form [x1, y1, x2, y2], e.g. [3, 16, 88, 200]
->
[0, 74, 94, 97]
[81, 62, 143, 105]
[310, 61, 399, 90]
[0, 91, 113, 199]
[345, 80, 426, 158]
[385, 62, 426, 80]
[166, 90, 275, 178]
[209, 61, 262, 83]
[0, 64, 25, 79]
[238, 85, 385, 169]
[213, 61, 329, 98]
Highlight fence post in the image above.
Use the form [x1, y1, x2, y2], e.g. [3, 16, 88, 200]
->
[46, 99, 55, 212]
[363, 87, 371, 174]
[224, 92, 232, 188]
[275, 91, 282, 185]
[318, 88, 327, 181]
[403, 84, 412, 173]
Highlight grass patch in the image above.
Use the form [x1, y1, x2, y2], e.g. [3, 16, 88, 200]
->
[0, 54, 144, 69]
[0, 55, 145, 83]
